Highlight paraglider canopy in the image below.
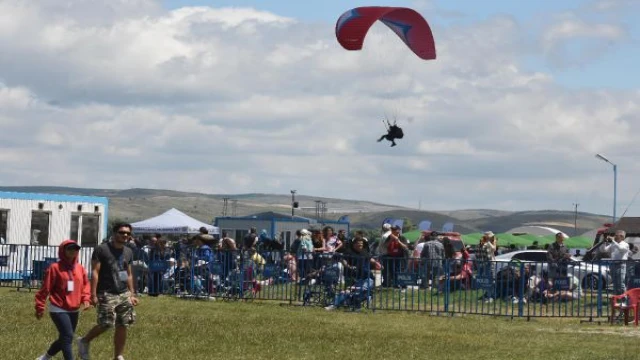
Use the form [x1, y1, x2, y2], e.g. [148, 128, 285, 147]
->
[335, 6, 437, 61]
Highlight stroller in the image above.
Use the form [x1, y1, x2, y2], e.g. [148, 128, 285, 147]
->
[302, 262, 342, 307]
[216, 259, 261, 301]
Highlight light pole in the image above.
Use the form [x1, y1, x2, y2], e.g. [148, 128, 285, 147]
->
[572, 202, 579, 236]
[595, 153, 617, 223]
[290, 190, 297, 218]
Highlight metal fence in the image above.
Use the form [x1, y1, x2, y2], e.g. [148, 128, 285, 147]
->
[2, 244, 637, 321]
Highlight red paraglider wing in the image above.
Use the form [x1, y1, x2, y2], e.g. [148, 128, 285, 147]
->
[335, 6, 436, 60]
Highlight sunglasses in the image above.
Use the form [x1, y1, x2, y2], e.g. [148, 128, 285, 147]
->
[117, 231, 131, 236]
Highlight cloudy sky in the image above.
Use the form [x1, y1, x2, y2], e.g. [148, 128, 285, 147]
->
[1, 0, 639, 217]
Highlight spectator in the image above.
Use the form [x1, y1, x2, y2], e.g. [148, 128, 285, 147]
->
[162, 258, 177, 293]
[604, 230, 630, 295]
[77, 223, 139, 360]
[382, 225, 409, 288]
[220, 231, 237, 275]
[128, 237, 148, 296]
[194, 227, 217, 249]
[335, 229, 351, 253]
[243, 228, 258, 252]
[420, 233, 445, 289]
[325, 238, 380, 310]
[297, 229, 314, 280]
[34, 240, 91, 360]
[376, 223, 392, 256]
[476, 231, 497, 303]
[546, 232, 571, 281]
[542, 273, 583, 302]
[148, 238, 174, 296]
[323, 226, 343, 253]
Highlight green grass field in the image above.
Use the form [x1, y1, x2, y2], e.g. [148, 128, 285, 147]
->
[1, 288, 638, 360]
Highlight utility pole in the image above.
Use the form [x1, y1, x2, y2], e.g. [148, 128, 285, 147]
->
[321, 201, 327, 223]
[573, 202, 579, 236]
[222, 197, 229, 216]
[231, 200, 238, 216]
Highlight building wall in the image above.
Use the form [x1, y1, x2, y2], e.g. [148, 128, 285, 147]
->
[216, 219, 273, 240]
[0, 192, 109, 246]
[215, 216, 349, 251]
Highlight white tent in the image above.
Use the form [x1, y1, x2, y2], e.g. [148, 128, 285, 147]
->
[131, 208, 219, 235]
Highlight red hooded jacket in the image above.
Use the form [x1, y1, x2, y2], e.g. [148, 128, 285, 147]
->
[35, 240, 91, 314]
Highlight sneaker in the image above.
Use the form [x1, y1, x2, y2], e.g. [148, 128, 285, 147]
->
[324, 305, 336, 311]
[77, 337, 90, 360]
[36, 355, 51, 360]
[484, 298, 494, 303]
[116, 356, 125, 360]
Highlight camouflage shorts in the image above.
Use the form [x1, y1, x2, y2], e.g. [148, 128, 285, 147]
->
[97, 291, 136, 328]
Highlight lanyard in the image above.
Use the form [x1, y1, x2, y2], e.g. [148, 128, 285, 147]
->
[110, 242, 125, 270]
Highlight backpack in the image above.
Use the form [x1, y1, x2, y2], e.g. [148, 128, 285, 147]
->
[390, 125, 404, 139]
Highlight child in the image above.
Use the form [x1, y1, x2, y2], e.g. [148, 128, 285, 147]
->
[34, 240, 91, 360]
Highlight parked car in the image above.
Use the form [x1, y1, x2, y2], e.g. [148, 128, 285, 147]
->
[493, 250, 611, 290]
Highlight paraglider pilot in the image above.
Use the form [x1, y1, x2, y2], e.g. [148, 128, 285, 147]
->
[377, 117, 404, 147]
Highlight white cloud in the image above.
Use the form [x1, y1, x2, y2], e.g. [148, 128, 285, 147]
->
[417, 139, 477, 155]
[542, 19, 626, 48]
[0, 2, 638, 216]
[539, 10, 630, 68]
[588, 0, 640, 12]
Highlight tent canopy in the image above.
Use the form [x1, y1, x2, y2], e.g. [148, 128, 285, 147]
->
[131, 208, 219, 235]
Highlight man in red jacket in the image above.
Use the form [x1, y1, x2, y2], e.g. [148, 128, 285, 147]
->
[34, 240, 91, 360]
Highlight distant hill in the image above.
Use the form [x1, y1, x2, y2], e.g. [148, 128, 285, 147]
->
[0, 186, 407, 223]
[0, 186, 610, 235]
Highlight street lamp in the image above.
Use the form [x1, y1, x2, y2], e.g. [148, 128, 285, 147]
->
[595, 153, 617, 222]
[291, 190, 297, 218]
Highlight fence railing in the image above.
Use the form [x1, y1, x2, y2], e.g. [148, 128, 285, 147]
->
[2, 244, 637, 320]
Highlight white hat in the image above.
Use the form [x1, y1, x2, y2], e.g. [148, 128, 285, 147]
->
[168, 258, 176, 263]
[484, 231, 495, 237]
[382, 223, 392, 230]
[300, 229, 311, 236]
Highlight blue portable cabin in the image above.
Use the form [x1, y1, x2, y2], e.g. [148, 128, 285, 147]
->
[214, 211, 350, 250]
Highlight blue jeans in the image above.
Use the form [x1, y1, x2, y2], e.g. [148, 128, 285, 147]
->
[477, 263, 496, 299]
[47, 311, 79, 360]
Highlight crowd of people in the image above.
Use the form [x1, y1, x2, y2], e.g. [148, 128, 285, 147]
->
[32, 222, 638, 359]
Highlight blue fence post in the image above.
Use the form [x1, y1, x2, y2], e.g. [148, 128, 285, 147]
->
[518, 262, 525, 318]
[21, 245, 30, 290]
[444, 259, 450, 313]
[596, 261, 603, 318]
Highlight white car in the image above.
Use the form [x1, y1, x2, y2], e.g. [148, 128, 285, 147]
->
[493, 250, 611, 291]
